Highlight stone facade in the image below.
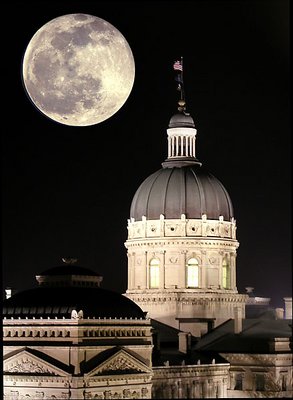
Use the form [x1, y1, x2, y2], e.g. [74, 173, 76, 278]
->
[3, 316, 153, 399]
[125, 214, 247, 336]
[225, 342, 293, 398]
[152, 364, 230, 398]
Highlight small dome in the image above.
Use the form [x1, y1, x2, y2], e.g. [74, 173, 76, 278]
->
[169, 112, 195, 128]
[39, 265, 100, 277]
[130, 165, 233, 221]
[2, 286, 145, 319]
[3, 264, 145, 319]
[35, 262, 103, 288]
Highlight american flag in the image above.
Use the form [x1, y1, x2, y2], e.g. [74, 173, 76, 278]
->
[173, 60, 183, 72]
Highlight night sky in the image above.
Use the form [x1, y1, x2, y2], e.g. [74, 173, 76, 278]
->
[2, 1, 291, 308]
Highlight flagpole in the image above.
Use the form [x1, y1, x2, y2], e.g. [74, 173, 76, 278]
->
[180, 56, 184, 102]
[173, 57, 186, 112]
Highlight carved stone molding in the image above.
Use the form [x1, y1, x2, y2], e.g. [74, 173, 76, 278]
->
[208, 257, 218, 265]
[103, 356, 139, 372]
[127, 218, 237, 240]
[7, 360, 48, 374]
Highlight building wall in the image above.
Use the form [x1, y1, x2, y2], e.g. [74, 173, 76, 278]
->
[3, 316, 153, 399]
[152, 364, 230, 398]
[125, 215, 247, 336]
[223, 350, 293, 398]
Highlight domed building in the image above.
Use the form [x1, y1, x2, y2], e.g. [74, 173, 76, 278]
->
[3, 259, 153, 399]
[3, 72, 292, 399]
[125, 100, 247, 336]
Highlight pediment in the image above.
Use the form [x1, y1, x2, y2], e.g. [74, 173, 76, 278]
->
[4, 348, 71, 376]
[86, 348, 151, 377]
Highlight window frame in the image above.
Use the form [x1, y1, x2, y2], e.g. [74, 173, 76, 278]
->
[186, 257, 199, 288]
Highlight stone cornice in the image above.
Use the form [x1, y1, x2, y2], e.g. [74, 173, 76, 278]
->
[224, 353, 293, 365]
[85, 372, 153, 385]
[3, 318, 150, 326]
[126, 238, 238, 250]
[126, 291, 248, 304]
[3, 375, 70, 384]
[152, 364, 230, 378]
[3, 324, 153, 340]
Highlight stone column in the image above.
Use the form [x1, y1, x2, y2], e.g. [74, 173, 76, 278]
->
[160, 251, 166, 289]
[146, 252, 150, 288]
[217, 380, 223, 398]
[127, 252, 131, 289]
[179, 250, 187, 288]
[230, 252, 236, 290]
[203, 380, 209, 398]
[201, 251, 207, 289]
[131, 252, 136, 289]
[222, 378, 228, 397]
[178, 381, 183, 398]
[142, 251, 147, 289]
[284, 297, 292, 319]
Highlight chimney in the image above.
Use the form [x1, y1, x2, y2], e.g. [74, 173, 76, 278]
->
[5, 287, 15, 299]
[178, 332, 192, 353]
[245, 286, 254, 295]
[283, 297, 292, 320]
[234, 306, 242, 334]
[275, 308, 284, 320]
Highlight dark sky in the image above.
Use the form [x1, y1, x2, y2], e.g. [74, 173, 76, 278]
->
[2, 1, 291, 308]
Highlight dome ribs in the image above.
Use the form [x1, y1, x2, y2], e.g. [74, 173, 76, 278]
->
[145, 170, 163, 219]
[190, 167, 205, 217]
[162, 169, 173, 219]
[180, 168, 187, 217]
[205, 173, 221, 219]
[217, 179, 234, 220]
[130, 166, 234, 222]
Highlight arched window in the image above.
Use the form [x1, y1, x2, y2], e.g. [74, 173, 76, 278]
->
[149, 259, 160, 288]
[186, 258, 199, 288]
[222, 258, 230, 289]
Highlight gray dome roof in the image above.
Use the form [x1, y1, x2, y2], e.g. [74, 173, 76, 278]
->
[130, 165, 234, 221]
[169, 112, 195, 128]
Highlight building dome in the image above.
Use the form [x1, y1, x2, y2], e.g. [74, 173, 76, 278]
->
[130, 164, 234, 221]
[169, 112, 195, 128]
[39, 264, 101, 277]
[130, 107, 234, 222]
[3, 262, 146, 319]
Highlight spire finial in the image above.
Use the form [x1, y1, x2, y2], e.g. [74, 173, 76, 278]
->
[173, 56, 186, 111]
[62, 257, 78, 265]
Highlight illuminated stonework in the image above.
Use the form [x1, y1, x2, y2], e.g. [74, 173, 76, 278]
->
[125, 213, 247, 335]
[3, 316, 153, 399]
[125, 104, 249, 336]
[126, 214, 238, 290]
[127, 214, 236, 240]
[152, 364, 230, 398]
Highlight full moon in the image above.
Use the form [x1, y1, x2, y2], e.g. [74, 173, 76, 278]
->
[22, 14, 135, 126]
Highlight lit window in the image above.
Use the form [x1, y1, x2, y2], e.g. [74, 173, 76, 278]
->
[186, 258, 199, 287]
[149, 259, 160, 288]
[222, 258, 230, 289]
